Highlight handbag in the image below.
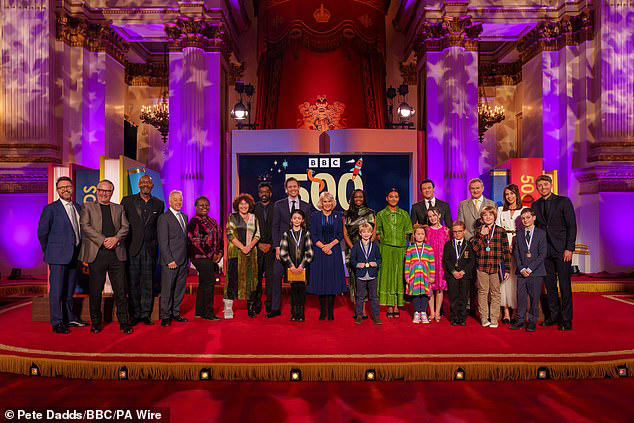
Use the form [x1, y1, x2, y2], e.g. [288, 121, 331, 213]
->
[287, 268, 306, 282]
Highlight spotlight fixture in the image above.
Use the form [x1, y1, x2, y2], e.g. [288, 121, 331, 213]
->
[537, 367, 550, 380]
[29, 363, 40, 377]
[230, 101, 248, 121]
[365, 369, 376, 381]
[200, 368, 211, 380]
[231, 80, 258, 129]
[617, 365, 628, 378]
[215, 277, 220, 283]
[118, 366, 129, 380]
[386, 83, 415, 129]
[397, 102, 415, 119]
[454, 368, 465, 381]
[290, 368, 302, 382]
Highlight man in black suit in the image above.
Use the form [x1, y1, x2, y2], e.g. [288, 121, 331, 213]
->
[270, 177, 311, 318]
[37, 176, 89, 334]
[443, 221, 475, 326]
[510, 207, 547, 332]
[533, 175, 577, 331]
[410, 179, 452, 227]
[121, 175, 165, 326]
[157, 190, 189, 327]
[254, 181, 274, 315]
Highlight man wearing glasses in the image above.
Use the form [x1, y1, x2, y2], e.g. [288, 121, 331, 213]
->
[79, 179, 133, 334]
[38, 176, 89, 334]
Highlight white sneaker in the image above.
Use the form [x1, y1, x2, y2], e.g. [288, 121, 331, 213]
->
[489, 321, 498, 328]
[420, 313, 430, 324]
[223, 299, 234, 319]
[482, 321, 491, 327]
[412, 312, 421, 324]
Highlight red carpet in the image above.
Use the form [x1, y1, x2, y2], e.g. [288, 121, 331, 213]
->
[1, 292, 633, 381]
[1, 373, 633, 422]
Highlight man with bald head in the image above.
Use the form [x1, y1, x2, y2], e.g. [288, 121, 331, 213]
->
[121, 175, 165, 325]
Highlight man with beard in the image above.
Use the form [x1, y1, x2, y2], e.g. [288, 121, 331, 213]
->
[253, 182, 275, 316]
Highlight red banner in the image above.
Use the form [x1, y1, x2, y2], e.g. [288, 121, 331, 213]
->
[500, 158, 543, 207]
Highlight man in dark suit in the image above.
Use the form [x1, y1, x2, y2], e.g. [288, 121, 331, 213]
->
[121, 175, 165, 325]
[270, 177, 311, 318]
[253, 181, 274, 315]
[510, 207, 547, 332]
[533, 175, 577, 331]
[79, 179, 132, 334]
[37, 176, 89, 334]
[410, 179, 452, 227]
[157, 190, 189, 327]
[442, 221, 475, 326]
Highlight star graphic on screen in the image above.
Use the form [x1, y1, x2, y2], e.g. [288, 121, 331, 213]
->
[282, 160, 288, 169]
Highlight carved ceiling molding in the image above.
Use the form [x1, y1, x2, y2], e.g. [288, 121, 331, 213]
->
[574, 165, 634, 195]
[0, 170, 49, 194]
[414, 16, 483, 57]
[517, 8, 594, 64]
[229, 62, 245, 86]
[478, 61, 522, 87]
[588, 141, 634, 163]
[165, 16, 234, 61]
[125, 63, 168, 87]
[56, 13, 129, 65]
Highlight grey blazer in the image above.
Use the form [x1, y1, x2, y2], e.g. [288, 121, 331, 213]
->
[79, 202, 129, 263]
[157, 210, 189, 266]
[457, 196, 496, 240]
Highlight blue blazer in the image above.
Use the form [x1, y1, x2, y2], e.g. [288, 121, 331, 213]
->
[38, 200, 81, 265]
[349, 240, 382, 278]
[514, 226, 547, 277]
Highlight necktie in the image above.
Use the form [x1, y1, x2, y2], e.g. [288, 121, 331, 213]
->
[457, 241, 462, 254]
[526, 230, 531, 243]
[177, 212, 186, 233]
[291, 200, 296, 213]
[475, 198, 480, 210]
[426, 200, 430, 209]
[68, 203, 80, 245]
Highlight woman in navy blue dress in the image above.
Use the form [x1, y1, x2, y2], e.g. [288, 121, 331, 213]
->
[308, 191, 347, 320]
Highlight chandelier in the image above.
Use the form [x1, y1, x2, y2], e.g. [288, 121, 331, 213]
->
[478, 102, 505, 143]
[141, 43, 169, 143]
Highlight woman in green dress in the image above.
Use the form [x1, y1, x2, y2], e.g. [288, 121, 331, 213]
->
[343, 189, 376, 319]
[376, 188, 413, 318]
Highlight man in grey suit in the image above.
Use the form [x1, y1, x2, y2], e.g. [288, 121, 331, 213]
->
[79, 179, 133, 334]
[157, 190, 189, 327]
[457, 178, 497, 240]
[510, 208, 547, 332]
[457, 178, 496, 317]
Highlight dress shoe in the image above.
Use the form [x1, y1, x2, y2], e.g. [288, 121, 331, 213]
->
[266, 310, 281, 319]
[372, 317, 383, 325]
[451, 321, 460, 326]
[509, 322, 525, 330]
[90, 323, 102, 334]
[129, 318, 140, 327]
[120, 324, 134, 334]
[526, 322, 537, 332]
[161, 318, 171, 327]
[141, 317, 153, 325]
[459, 321, 467, 326]
[202, 314, 221, 321]
[249, 310, 257, 318]
[354, 316, 362, 325]
[502, 318, 511, 325]
[67, 319, 89, 327]
[540, 319, 558, 327]
[172, 315, 188, 323]
[52, 323, 70, 334]
[559, 321, 572, 331]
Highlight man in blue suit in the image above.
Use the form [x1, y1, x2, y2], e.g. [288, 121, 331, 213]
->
[510, 207, 547, 332]
[37, 176, 89, 334]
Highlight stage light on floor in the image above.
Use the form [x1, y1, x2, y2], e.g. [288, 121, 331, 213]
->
[118, 366, 128, 380]
[617, 365, 628, 378]
[454, 368, 465, 381]
[215, 277, 220, 283]
[365, 369, 376, 381]
[537, 367, 550, 380]
[290, 368, 301, 382]
[29, 363, 40, 377]
[200, 368, 211, 380]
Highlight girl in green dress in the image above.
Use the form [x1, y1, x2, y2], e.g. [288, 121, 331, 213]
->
[376, 188, 413, 318]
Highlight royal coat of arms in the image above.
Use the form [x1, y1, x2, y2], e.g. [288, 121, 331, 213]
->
[297, 95, 347, 131]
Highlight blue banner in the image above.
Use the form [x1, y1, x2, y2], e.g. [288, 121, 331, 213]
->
[128, 167, 165, 203]
[75, 169, 100, 205]
[238, 154, 411, 212]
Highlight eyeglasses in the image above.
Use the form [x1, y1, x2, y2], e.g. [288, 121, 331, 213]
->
[57, 185, 72, 191]
[97, 189, 113, 193]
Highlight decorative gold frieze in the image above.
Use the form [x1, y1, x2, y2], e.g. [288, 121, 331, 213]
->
[575, 165, 634, 194]
[415, 16, 482, 56]
[0, 173, 48, 194]
[479, 62, 522, 87]
[165, 16, 229, 54]
[125, 63, 168, 87]
[399, 62, 417, 85]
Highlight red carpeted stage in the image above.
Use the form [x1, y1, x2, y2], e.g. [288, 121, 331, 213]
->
[0, 292, 633, 382]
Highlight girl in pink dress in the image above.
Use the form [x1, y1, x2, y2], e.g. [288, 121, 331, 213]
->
[424, 207, 451, 322]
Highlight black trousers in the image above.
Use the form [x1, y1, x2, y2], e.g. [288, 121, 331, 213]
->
[127, 248, 156, 320]
[257, 248, 275, 312]
[544, 253, 573, 323]
[88, 249, 129, 325]
[447, 276, 469, 323]
[412, 295, 430, 313]
[290, 282, 306, 307]
[192, 258, 216, 318]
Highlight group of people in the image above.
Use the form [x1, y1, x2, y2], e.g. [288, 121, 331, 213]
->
[37, 172, 577, 335]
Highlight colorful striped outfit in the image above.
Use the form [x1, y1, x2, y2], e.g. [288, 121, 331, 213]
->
[404, 243, 435, 297]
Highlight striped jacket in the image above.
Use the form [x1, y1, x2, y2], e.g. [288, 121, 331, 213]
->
[279, 229, 314, 269]
[404, 243, 435, 296]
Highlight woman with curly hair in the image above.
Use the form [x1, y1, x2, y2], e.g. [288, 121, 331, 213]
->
[224, 193, 260, 319]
